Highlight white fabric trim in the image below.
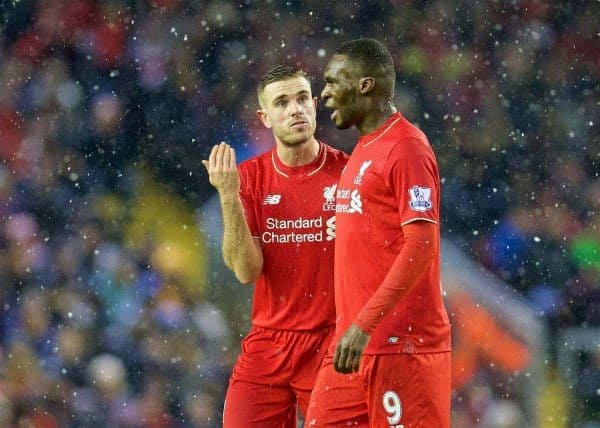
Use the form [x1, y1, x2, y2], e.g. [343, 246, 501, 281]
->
[400, 217, 438, 227]
[362, 117, 403, 147]
[271, 152, 290, 178]
[270, 142, 325, 178]
[307, 145, 327, 176]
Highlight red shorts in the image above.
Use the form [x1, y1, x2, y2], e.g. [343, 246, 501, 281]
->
[223, 325, 333, 428]
[306, 351, 451, 428]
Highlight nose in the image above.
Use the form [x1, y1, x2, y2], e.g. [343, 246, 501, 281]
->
[289, 99, 303, 116]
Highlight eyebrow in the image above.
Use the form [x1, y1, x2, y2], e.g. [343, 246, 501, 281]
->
[323, 70, 340, 82]
[272, 90, 310, 103]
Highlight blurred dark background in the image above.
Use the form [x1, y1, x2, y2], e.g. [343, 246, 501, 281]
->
[0, 0, 598, 427]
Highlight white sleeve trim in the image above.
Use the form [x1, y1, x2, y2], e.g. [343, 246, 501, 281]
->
[400, 217, 438, 227]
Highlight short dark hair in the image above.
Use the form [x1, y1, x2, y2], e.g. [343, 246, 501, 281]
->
[335, 38, 395, 81]
[257, 65, 310, 98]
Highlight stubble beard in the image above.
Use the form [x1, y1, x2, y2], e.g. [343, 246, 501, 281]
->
[279, 133, 312, 147]
[276, 125, 315, 147]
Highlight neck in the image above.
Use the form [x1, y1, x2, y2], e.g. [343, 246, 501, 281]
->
[357, 100, 397, 135]
[276, 137, 320, 166]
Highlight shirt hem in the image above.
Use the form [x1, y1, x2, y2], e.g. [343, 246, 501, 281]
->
[251, 323, 335, 333]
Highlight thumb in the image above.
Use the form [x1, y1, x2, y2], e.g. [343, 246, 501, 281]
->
[201, 160, 209, 170]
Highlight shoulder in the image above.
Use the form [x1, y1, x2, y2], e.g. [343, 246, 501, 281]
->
[386, 127, 435, 162]
[239, 150, 272, 174]
[382, 115, 429, 152]
[383, 133, 438, 176]
[238, 151, 274, 189]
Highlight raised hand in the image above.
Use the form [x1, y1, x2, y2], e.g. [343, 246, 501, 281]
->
[202, 142, 240, 198]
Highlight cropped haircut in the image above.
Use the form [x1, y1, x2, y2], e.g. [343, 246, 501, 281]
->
[257, 65, 310, 100]
[335, 38, 395, 83]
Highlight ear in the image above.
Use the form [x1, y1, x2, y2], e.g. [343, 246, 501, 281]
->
[312, 96, 318, 110]
[359, 77, 375, 94]
[256, 109, 271, 129]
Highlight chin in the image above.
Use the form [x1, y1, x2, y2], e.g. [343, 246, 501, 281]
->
[283, 135, 311, 146]
[335, 120, 352, 130]
[330, 112, 350, 130]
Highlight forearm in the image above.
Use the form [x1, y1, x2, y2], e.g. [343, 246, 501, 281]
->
[220, 194, 263, 284]
[354, 222, 437, 334]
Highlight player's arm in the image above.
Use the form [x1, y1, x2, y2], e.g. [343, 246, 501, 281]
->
[333, 220, 436, 374]
[355, 148, 440, 331]
[354, 220, 436, 332]
[202, 142, 263, 284]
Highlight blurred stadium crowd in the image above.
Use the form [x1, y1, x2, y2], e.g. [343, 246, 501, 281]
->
[0, 0, 598, 427]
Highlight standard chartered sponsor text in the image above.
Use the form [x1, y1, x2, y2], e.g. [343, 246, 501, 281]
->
[262, 216, 335, 243]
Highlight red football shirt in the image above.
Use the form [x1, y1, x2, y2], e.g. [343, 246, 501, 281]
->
[334, 113, 451, 354]
[238, 142, 349, 331]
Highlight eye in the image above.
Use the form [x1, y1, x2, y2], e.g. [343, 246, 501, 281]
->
[298, 95, 309, 104]
[275, 99, 286, 108]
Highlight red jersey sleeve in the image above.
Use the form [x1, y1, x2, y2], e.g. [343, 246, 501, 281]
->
[387, 139, 439, 226]
[354, 221, 437, 334]
[238, 164, 260, 238]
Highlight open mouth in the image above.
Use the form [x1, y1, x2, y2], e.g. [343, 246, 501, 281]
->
[291, 121, 308, 128]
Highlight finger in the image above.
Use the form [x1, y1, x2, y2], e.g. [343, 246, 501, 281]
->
[229, 147, 237, 169]
[351, 350, 362, 373]
[215, 142, 226, 170]
[333, 344, 342, 371]
[342, 348, 354, 374]
[208, 145, 219, 169]
[336, 347, 349, 373]
[223, 146, 231, 170]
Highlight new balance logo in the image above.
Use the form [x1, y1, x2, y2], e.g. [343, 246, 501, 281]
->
[263, 194, 281, 205]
